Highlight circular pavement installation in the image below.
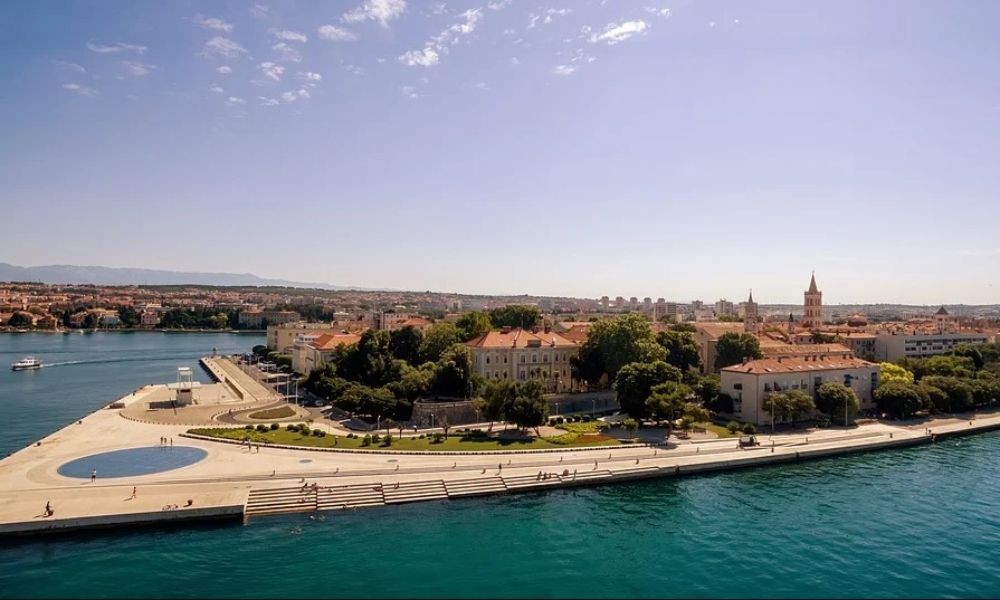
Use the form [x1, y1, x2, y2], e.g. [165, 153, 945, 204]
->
[58, 446, 208, 479]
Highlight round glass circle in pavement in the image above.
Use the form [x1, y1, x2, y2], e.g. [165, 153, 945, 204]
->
[58, 446, 208, 479]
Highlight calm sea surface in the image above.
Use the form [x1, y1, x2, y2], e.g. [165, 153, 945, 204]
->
[2, 333, 1000, 599]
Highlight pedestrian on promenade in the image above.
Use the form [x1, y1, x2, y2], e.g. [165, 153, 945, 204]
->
[44, 501, 52, 516]
[170, 438, 173, 447]
[91, 469, 97, 483]
[131, 486, 137, 499]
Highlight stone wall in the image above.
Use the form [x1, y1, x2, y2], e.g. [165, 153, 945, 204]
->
[410, 392, 620, 427]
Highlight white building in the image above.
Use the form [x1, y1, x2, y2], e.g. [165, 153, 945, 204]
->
[720, 353, 879, 425]
[874, 331, 989, 362]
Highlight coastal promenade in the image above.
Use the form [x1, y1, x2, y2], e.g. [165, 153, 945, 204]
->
[2, 357, 999, 536]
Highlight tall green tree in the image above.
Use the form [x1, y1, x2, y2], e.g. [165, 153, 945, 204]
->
[578, 314, 666, 382]
[570, 343, 605, 385]
[714, 333, 764, 370]
[953, 344, 985, 371]
[762, 390, 816, 423]
[431, 344, 476, 398]
[507, 380, 548, 433]
[645, 380, 691, 424]
[615, 360, 682, 421]
[921, 376, 974, 412]
[389, 325, 424, 365]
[488, 305, 540, 329]
[455, 311, 493, 341]
[880, 362, 915, 385]
[873, 382, 925, 419]
[419, 322, 462, 363]
[656, 330, 702, 372]
[815, 382, 860, 425]
[338, 329, 399, 387]
[480, 378, 517, 431]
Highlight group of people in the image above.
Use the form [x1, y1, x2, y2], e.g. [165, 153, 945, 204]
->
[158, 436, 173, 447]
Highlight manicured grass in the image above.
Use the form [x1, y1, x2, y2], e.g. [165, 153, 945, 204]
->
[247, 406, 296, 420]
[189, 427, 620, 451]
[699, 422, 737, 438]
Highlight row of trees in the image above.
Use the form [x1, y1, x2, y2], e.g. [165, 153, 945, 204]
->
[875, 344, 1000, 419]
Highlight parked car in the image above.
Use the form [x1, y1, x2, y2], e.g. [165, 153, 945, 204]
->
[738, 434, 758, 448]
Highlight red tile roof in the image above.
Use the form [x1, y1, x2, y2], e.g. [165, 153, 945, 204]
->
[722, 355, 876, 374]
[466, 328, 577, 349]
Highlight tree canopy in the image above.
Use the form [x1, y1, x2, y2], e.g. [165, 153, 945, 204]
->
[455, 311, 493, 341]
[576, 314, 666, 382]
[762, 390, 815, 423]
[419, 322, 463, 363]
[487, 305, 541, 329]
[714, 333, 763, 370]
[879, 362, 915, 385]
[874, 382, 925, 419]
[614, 360, 682, 421]
[815, 382, 859, 425]
[644, 380, 691, 423]
[506, 380, 548, 432]
[657, 330, 702, 372]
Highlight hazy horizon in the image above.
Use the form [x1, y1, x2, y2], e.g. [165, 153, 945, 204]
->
[2, 1, 998, 304]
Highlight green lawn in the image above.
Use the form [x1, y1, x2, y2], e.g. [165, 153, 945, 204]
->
[247, 406, 296, 420]
[188, 426, 620, 451]
[698, 422, 737, 438]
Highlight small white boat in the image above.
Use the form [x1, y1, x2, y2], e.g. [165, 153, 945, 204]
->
[11, 356, 43, 371]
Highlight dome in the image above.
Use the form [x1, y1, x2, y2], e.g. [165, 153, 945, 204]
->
[847, 313, 868, 327]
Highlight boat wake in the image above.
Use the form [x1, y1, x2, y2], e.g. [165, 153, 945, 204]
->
[42, 355, 197, 368]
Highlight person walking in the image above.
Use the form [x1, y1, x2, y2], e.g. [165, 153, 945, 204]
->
[131, 486, 137, 499]
[44, 501, 52, 516]
[170, 438, 173, 447]
[91, 469, 97, 483]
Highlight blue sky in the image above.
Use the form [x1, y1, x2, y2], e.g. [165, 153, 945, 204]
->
[1, 0, 999, 304]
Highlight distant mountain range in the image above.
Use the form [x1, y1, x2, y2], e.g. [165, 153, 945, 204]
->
[0, 263, 367, 290]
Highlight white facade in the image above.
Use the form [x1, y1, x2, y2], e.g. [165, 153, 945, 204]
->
[874, 332, 989, 362]
[720, 355, 879, 425]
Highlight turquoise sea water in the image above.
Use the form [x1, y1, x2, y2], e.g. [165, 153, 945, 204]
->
[2, 333, 1000, 598]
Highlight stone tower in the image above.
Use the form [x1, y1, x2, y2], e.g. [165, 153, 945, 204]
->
[803, 272, 822, 330]
[743, 290, 759, 334]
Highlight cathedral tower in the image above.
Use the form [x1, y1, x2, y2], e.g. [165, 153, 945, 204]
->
[743, 290, 759, 334]
[802, 272, 822, 330]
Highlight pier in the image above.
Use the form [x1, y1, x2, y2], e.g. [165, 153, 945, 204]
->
[2, 356, 998, 536]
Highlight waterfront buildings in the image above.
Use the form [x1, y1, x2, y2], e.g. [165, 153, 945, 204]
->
[720, 353, 879, 425]
[267, 322, 343, 352]
[874, 330, 989, 362]
[466, 328, 578, 392]
[238, 309, 300, 329]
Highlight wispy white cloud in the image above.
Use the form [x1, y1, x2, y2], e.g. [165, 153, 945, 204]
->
[216, 65, 233, 74]
[121, 61, 154, 77]
[193, 15, 234, 32]
[399, 48, 439, 67]
[551, 64, 575, 76]
[226, 96, 246, 105]
[271, 42, 302, 62]
[400, 85, 421, 99]
[399, 8, 482, 67]
[510, 56, 519, 65]
[52, 60, 86, 73]
[343, 0, 407, 27]
[258, 96, 280, 106]
[258, 61, 285, 81]
[300, 71, 322, 81]
[589, 20, 648, 45]
[250, 4, 270, 19]
[87, 42, 147, 54]
[644, 7, 671, 18]
[344, 64, 365, 75]
[62, 83, 99, 97]
[543, 8, 572, 24]
[317, 25, 358, 41]
[474, 81, 489, 90]
[202, 37, 247, 58]
[272, 29, 308, 43]
[210, 85, 225, 94]
[487, 0, 511, 9]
